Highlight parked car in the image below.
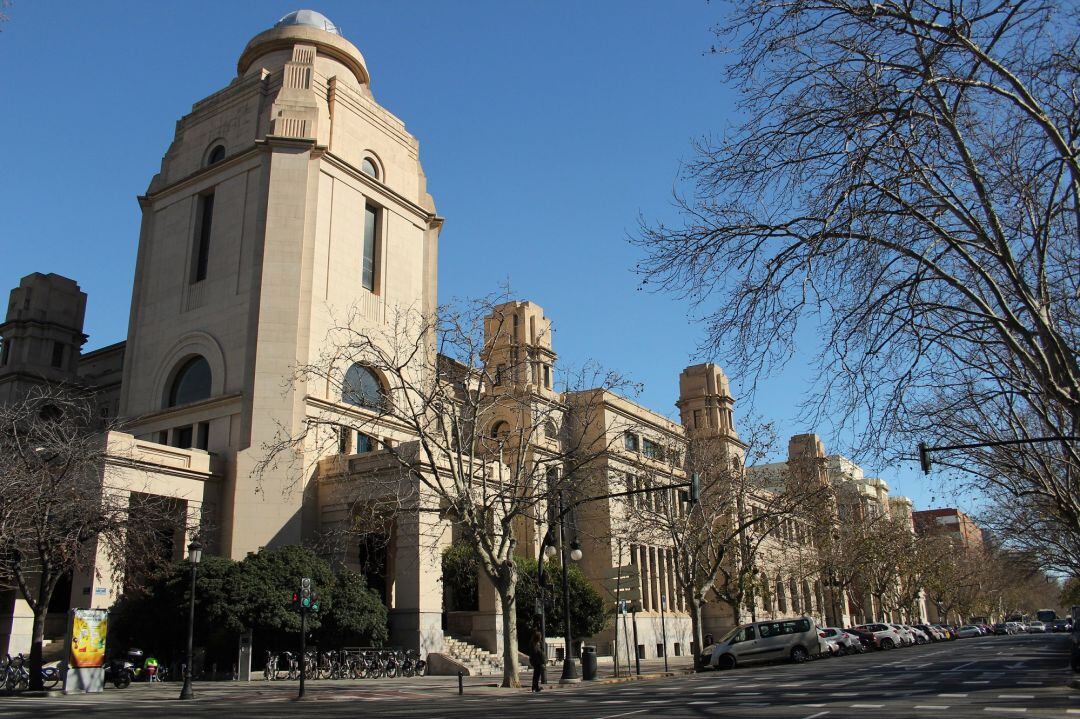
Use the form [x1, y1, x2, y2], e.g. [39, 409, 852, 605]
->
[1027, 621, 1047, 634]
[846, 627, 878, 651]
[957, 625, 983, 638]
[889, 624, 916, 646]
[1050, 619, 1071, 633]
[992, 623, 1010, 635]
[709, 617, 822, 669]
[819, 627, 863, 655]
[1005, 622, 1024, 635]
[905, 625, 930, 645]
[916, 624, 945, 641]
[854, 623, 904, 650]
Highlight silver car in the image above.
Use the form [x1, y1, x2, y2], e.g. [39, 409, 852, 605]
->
[710, 617, 820, 669]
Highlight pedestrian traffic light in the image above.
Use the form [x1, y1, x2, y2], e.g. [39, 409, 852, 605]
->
[918, 442, 933, 474]
[688, 472, 700, 504]
[292, 592, 300, 610]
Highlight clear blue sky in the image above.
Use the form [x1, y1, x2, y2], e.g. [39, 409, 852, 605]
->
[0, 2, 965, 513]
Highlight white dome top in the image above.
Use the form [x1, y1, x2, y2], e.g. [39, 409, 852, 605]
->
[274, 9, 340, 35]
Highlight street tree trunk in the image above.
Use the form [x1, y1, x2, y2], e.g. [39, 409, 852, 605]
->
[687, 592, 705, 671]
[28, 607, 46, 691]
[495, 565, 520, 688]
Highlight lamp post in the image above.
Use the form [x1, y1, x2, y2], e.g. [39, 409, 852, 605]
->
[178, 538, 203, 700]
[558, 491, 582, 684]
[538, 537, 557, 684]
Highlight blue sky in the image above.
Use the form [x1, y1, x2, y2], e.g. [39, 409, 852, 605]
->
[0, 2, 965, 513]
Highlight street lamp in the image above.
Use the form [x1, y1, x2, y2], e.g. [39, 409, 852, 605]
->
[558, 489, 582, 684]
[178, 538, 202, 700]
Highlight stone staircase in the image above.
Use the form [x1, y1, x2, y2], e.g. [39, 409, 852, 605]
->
[442, 635, 503, 676]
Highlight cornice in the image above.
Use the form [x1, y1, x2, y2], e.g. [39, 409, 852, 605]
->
[139, 146, 264, 207]
[319, 151, 441, 228]
[121, 392, 244, 429]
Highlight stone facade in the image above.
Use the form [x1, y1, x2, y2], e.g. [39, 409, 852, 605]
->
[0, 9, 857, 662]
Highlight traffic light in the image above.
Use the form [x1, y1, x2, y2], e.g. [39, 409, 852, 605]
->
[918, 442, 933, 474]
[292, 592, 300, 610]
[688, 472, 700, 504]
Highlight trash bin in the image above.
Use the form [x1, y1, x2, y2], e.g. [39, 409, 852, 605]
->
[581, 645, 597, 680]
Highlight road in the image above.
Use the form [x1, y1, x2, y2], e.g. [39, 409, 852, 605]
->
[1, 633, 1075, 718]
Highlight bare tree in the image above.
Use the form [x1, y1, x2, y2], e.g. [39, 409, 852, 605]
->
[635, 0, 1080, 549]
[617, 428, 829, 669]
[262, 296, 630, 688]
[0, 385, 184, 690]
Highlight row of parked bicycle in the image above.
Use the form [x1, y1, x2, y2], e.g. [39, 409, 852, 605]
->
[1, 654, 61, 692]
[263, 647, 426, 680]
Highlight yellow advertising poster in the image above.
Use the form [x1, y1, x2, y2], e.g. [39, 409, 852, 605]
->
[69, 609, 108, 668]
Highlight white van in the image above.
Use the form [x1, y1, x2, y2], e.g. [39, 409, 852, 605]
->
[709, 617, 820, 670]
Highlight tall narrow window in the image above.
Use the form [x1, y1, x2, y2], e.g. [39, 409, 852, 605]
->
[196, 422, 210, 450]
[51, 341, 65, 368]
[362, 204, 378, 291]
[192, 192, 215, 283]
[0, 339, 9, 366]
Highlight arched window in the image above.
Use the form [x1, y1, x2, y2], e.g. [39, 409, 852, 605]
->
[776, 579, 787, 613]
[361, 157, 379, 179]
[543, 420, 558, 439]
[342, 363, 384, 410]
[490, 421, 507, 439]
[168, 356, 212, 407]
[207, 144, 226, 165]
[789, 579, 801, 613]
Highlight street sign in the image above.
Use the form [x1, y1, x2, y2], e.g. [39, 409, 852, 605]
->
[601, 565, 640, 580]
[602, 580, 641, 599]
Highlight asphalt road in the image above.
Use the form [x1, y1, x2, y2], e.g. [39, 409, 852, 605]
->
[1, 633, 1075, 718]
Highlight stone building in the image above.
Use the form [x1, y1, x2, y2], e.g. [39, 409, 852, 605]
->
[0, 10, 758, 666]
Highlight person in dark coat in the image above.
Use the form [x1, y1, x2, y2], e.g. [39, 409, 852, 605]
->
[529, 630, 545, 692]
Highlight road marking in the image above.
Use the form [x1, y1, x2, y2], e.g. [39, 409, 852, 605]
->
[940, 693, 969, 698]
[688, 701, 711, 705]
[851, 704, 885, 709]
[829, 692, 857, 697]
[801, 704, 826, 708]
[1066, 710, 1080, 715]
[801, 712, 829, 719]
[947, 661, 977, 672]
[997, 695, 1035, 699]
[595, 711, 647, 719]
[964, 680, 991, 684]
[984, 709, 1027, 713]
[915, 706, 950, 710]
[784, 692, 810, 696]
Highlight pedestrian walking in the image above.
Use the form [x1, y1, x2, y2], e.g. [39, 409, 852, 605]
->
[529, 630, 545, 692]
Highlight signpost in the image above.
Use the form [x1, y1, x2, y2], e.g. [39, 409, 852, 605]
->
[601, 565, 642, 676]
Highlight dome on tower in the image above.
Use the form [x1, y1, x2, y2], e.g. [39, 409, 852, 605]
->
[274, 9, 340, 35]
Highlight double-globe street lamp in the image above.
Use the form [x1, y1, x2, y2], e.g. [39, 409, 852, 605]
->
[537, 491, 583, 684]
[178, 538, 203, 700]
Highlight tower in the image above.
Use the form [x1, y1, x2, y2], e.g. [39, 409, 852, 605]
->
[0, 273, 87, 403]
[676, 363, 739, 441]
[117, 10, 442, 558]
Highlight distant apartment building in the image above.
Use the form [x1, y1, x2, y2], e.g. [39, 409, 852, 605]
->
[912, 508, 985, 550]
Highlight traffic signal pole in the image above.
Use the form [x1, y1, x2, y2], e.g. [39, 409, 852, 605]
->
[298, 607, 307, 700]
[917, 436, 1080, 473]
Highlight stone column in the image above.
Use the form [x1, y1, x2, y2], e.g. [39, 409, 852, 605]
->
[389, 505, 450, 655]
[471, 567, 504, 656]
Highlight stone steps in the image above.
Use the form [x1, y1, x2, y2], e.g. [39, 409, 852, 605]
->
[442, 635, 503, 676]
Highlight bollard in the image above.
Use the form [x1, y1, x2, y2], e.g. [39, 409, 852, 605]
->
[458, 670, 464, 695]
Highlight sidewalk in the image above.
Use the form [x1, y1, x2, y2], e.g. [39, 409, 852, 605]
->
[27, 656, 698, 704]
